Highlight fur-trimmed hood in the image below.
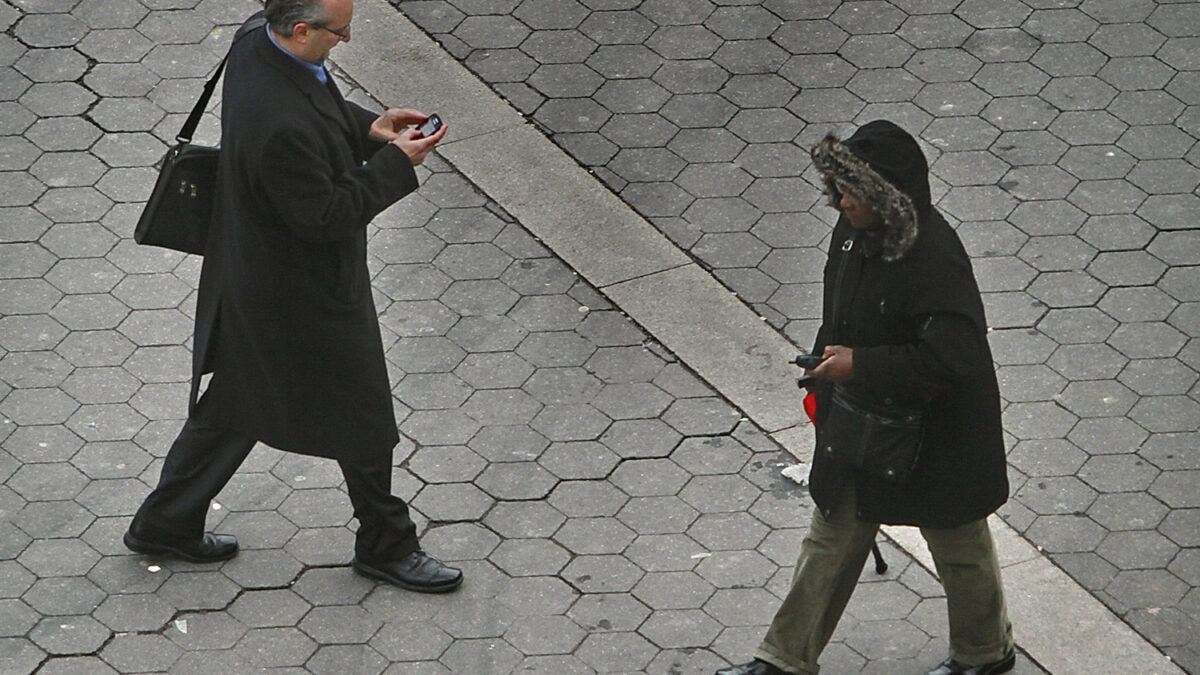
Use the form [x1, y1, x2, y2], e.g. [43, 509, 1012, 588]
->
[810, 120, 931, 262]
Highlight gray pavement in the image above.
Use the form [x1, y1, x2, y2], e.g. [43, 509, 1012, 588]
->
[383, 0, 1199, 671]
[0, 0, 1196, 673]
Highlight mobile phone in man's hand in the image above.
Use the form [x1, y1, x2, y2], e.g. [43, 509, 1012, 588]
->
[416, 114, 442, 138]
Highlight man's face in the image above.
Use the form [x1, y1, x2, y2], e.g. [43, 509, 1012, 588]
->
[299, 0, 352, 62]
[838, 188, 882, 231]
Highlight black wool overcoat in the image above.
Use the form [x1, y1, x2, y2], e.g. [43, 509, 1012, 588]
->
[189, 15, 417, 461]
[807, 121, 1009, 529]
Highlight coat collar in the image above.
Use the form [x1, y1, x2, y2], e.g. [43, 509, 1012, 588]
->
[860, 230, 884, 258]
[252, 27, 352, 136]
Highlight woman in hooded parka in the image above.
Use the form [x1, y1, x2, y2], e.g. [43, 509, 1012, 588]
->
[717, 121, 1015, 675]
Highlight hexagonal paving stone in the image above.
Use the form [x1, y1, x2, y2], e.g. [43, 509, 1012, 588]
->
[394, 372, 473, 410]
[0, 350, 74, 389]
[526, 401, 609, 440]
[14, 498, 95, 539]
[411, 482, 493, 522]
[516, 331, 596, 369]
[368, 618, 452, 662]
[296, 604, 382, 645]
[1068, 417, 1147, 456]
[8, 459, 89, 500]
[1100, 287, 1178, 324]
[1079, 453, 1161, 493]
[474, 461, 558, 500]
[0, 313, 69, 352]
[467, 423, 549, 462]
[0, 598, 38, 638]
[98, 632, 182, 672]
[91, 590, 175, 632]
[1056, 379, 1137, 418]
[525, 440, 611, 481]
[594, 418, 679, 460]
[233, 626, 317, 668]
[612, 494, 697, 535]
[489, 537, 570, 577]
[224, 588, 310, 630]
[156, 569, 240, 612]
[679, 474, 760, 514]
[658, 397, 741, 436]
[28, 614, 111, 656]
[1121, 359, 1198, 397]
[1025, 513, 1108, 554]
[4, 425, 85, 465]
[396, 407, 478, 445]
[405, 444, 485, 484]
[1096, 529, 1180, 570]
[61, 366, 141, 404]
[1106, 569, 1189, 610]
[447, 351, 531, 391]
[442, 317, 525, 356]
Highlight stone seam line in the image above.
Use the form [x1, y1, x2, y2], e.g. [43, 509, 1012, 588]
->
[331, 1, 1184, 673]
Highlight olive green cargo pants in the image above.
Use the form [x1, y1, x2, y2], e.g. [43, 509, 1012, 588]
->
[754, 488, 1013, 674]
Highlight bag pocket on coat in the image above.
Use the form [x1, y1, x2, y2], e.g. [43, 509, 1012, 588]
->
[822, 388, 923, 483]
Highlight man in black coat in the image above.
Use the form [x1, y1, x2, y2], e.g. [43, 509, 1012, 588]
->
[124, 0, 461, 593]
[719, 121, 1014, 674]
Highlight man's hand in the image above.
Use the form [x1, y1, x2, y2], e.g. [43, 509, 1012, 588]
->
[371, 108, 447, 166]
[369, 108, 425, 142]
[812, 345, 854, 382]
[391, 122, 445, 166]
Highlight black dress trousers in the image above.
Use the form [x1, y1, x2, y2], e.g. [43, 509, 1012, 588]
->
[131, 409, 419, 562]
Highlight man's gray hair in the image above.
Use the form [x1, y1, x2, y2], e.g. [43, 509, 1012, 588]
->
[264, 0, 327, 37]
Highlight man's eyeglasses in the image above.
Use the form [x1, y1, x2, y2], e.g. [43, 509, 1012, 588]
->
[311, 22, 351, 39]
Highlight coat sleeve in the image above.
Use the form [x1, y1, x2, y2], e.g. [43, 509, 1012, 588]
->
[349, 101, 388, 155]
[257, 125, 417, 243]
[853, 313, 989, 407]
[853, 236, 993, 407]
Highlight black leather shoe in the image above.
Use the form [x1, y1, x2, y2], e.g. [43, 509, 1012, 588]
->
[926, 650, 1016, 675]
[352, 551, 463, 593]
[124, 529, 238, 563]
[715, 660, 789, 675]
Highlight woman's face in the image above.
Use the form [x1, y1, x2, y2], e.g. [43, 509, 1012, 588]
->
[838, 188, 882, 231]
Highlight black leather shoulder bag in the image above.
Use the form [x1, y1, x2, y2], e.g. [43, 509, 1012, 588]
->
[134, 17, 265, 255]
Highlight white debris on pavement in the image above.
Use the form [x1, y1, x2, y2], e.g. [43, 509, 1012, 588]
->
[781, 463, 811, 487]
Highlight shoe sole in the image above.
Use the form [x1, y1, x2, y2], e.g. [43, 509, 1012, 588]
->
[351, 559, 463, 593]
[123, 531, 238, 564]
[932, 652, 1016, 675]
[985, 653, 1016, 675]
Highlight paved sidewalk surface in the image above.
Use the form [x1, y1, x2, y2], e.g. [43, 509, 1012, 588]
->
[389, 0, 1199, 671]
[0, 0, 1194, 673]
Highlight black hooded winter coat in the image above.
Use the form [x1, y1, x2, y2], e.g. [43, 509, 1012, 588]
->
[807, 120, 1008, 529]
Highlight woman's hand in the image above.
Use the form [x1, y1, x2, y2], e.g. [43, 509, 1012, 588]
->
[813, 345, 854, 382]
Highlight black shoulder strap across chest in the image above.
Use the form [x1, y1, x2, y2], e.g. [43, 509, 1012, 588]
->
[176, 13, 267, 144]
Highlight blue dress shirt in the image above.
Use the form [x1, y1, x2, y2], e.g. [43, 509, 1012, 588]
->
[266, 25, 327, 85]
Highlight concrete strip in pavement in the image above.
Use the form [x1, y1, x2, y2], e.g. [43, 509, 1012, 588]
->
[340, 0, 804, 435]
[334, 1, 1185, 672]
[437, 129, 692, 288]
[341, 0, 694, 287]
[887, 522, 1184, 674]
[335, 0, 513, 141]
[605, 265, 806, 435]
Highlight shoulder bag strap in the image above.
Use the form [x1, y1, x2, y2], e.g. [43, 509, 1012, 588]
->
[176, 14, 268, 144]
